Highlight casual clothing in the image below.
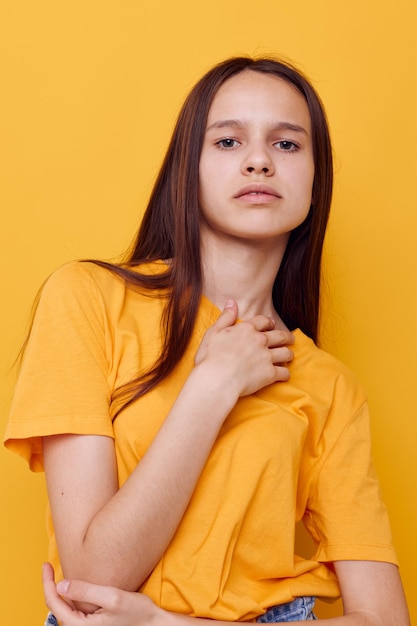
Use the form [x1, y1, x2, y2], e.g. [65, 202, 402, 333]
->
[5, 261, 397, 622]
[44, 597, 317, 624]
[256, 597, 317, 621]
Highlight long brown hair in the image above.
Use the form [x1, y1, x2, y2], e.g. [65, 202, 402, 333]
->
[91, 56, 333, 415]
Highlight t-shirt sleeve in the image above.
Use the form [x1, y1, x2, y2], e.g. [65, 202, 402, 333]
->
[4, 262, 114, 471]
[304, 397, 398, 565]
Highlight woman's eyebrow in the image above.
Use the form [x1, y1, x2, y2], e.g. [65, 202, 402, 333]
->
[206, 119, 308, 134]
[272, 122, 308, 134]
[206, 119, 243, 131]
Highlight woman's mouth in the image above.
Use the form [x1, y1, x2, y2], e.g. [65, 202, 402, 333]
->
[234, 184, 282, 203]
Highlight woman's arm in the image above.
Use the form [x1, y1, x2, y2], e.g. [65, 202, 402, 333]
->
[42, 561, 410, 626]
[331, 560, 410, 625]
[43, 301, 294, 596]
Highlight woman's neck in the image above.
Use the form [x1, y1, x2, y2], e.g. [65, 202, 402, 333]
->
[201, 235, 287, 327]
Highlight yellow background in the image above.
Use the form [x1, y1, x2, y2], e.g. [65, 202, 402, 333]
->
[1, 1, 416, 622]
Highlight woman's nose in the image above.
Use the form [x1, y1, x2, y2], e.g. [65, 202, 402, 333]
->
[246, 165, 271, 174]
[242, 146, 274, 176]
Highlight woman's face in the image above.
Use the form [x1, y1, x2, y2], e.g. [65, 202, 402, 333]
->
[198, 70, 315, 249]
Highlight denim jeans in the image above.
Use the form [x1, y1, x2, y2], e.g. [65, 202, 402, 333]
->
[45, 596, 317, 624]
[256, 596, 317, 621]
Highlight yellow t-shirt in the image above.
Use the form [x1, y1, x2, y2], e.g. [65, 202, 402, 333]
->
[4, 261, 397, 621]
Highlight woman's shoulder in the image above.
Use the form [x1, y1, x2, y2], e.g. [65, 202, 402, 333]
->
[38, 260, 169, 331]
[44, 260, 123, 288]
[291, 329, 367, 405]
[42, 259, 167, 297]
[39, 260, 107, 293]
[35, 262, 119, 317]
[293, 329, 357, 374]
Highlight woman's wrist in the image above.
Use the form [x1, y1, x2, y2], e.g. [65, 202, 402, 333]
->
[156, 607, 181, 626]
[190, 361, 240, 409]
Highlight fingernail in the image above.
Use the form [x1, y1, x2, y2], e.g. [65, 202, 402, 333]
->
[56, 579, 70, 594]
[224, 299, 234, 309]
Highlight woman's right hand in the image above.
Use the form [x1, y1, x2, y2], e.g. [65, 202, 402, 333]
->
[194, 299, 294, 398]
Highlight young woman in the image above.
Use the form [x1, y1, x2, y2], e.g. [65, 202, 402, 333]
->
[4, 57, 410, 624]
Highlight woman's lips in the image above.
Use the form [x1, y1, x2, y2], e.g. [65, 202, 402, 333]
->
[234, 184, 282, 203]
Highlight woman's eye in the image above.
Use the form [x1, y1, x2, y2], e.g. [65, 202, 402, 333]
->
[275, 140, 298, 152]
[216, 138, 240, 149]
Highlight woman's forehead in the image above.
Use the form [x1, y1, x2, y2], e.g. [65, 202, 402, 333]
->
[206, 71, 311, 131]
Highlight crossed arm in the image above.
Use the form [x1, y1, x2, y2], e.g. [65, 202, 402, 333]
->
[43, 303, 296, 609]
[43, 560, 410, 625]
[42, 303, 294, 596]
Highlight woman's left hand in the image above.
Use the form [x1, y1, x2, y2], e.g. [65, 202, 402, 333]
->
[42, 563, 163, 625]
